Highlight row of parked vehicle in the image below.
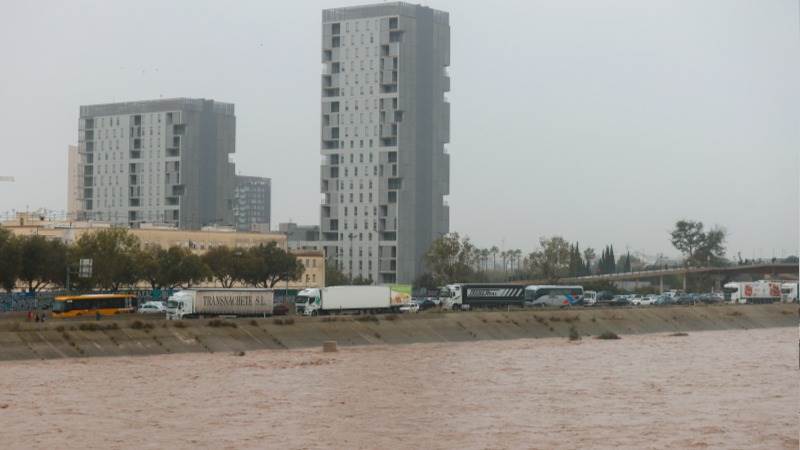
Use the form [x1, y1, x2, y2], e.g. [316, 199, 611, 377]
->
[588, 291, 725, 307]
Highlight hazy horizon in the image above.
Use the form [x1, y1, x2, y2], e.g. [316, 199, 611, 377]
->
[1, 0, 797, 259]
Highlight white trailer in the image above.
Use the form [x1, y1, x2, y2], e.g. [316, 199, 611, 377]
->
[296, 286, 407, 316]
[722, 281, 782, 304]
[166, 288, 274, 320]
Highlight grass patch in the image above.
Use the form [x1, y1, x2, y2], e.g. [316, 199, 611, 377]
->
[208, 319, 237, 328]
[669, 332, 689, 337]
[130, 320, 155, 331]
[55, 325, 65, 332]
[590, 317, 597, 323]
[321, 316, 340, 322]
[172, 321, 187, 328]
[384, 314, 399, 321]
[563, 315, 580, 323]
[727, 310, 743, 317]
[272, 318, 295, 325]
[568, 325, 581, 341]
[548, 316, 562, 322]
[233, 351, 246, 357]
[355, 315, 379, 323]
[596, 331, 620, 340]
[249, 319, 259, 326]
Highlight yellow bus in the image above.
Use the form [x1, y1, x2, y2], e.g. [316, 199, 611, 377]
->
[51, 294, 136, 318]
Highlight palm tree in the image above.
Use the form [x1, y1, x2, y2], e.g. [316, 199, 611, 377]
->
[480, 248, 490, 272]
[490, 246, 499, 271]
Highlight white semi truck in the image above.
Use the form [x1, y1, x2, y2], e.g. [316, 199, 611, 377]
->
[295, 286, 409, 316]
[439, 283, 527, 310]
[722, 281, 782, 304]
[166, 288, 274, 320]
[781, 282, 798, 303]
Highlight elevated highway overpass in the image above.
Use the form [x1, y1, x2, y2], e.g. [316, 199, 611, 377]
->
[523, 263, 798, 292]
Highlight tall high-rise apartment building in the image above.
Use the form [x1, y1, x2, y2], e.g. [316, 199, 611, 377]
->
[67, 144, 81, 218]
[233, 175, 271, 232]
[77, 98, 236, 229]
[320, 3, 451, 284]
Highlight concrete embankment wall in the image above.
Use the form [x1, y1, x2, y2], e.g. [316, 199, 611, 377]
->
[0, 304, 796, 361]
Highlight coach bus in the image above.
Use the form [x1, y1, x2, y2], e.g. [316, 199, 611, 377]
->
[524, 285, 584, 307]
[51, 294, 136, 318]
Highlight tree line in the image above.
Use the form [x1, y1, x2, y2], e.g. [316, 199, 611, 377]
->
[0, 227, 304, 293]
[419, 219, 734, 287]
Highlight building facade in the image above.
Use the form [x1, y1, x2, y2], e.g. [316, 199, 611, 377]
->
[67, 144, 81, 218]
[320, 2, 451, 284]
[280, 222, 322, 251]
[233, 175, 271, 232]
[2, 214, 323, 289]
[76, 98, 236, 230]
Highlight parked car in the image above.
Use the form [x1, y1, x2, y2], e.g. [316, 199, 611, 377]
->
[400, 303, 420, 313]
[138, 302, 166, 314]
[675, 294, 697, 305]
[639, 295, 658, 306]
[415, 298, 438, 311]
[653, 295, 674, 306]
[595, 296, 630, 307]
[273, 304, 290, 316]
[629, 294, 644, 305]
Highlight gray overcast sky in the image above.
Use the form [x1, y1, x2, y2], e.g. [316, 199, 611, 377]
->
[0, 0, 797, 259]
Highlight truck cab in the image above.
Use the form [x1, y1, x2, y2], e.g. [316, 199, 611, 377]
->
[439, 284, 466, 310]
[166, 290, 192, 320]
[296, 288, 321, 316]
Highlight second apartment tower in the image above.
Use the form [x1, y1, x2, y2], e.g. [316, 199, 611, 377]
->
[320, 2, 451, 284]
[77, 98, 236, 229]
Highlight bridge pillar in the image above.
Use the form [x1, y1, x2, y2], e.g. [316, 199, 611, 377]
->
[683, 274, 687, 291]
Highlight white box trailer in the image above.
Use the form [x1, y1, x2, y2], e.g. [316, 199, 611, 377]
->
[296, 286, 408, 316]
[722, 281, 782, 304]
[166, 288, 274, 320]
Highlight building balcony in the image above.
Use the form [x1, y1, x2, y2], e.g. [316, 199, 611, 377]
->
[379, 259, 397, 272]
[380, 124, 397, 139]
[322, 73, 340, 89]
[321, 218, 339, 233]
[322, 87, 340, 98]
[322, 113, 339, 127]
[322, 126, 340, 141]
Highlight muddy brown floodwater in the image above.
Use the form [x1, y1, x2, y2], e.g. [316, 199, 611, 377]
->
[0, 328, 796, 450]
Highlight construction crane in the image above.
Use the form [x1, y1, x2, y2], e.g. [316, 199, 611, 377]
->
[0, 176, 14, 182]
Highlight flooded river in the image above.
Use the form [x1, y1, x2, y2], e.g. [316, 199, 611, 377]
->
[0, 327, 796, 449]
